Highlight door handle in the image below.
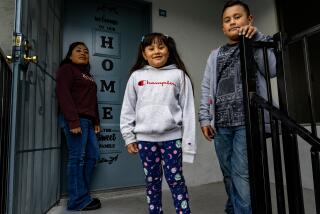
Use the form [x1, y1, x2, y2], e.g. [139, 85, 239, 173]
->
[23, 40, 38, 64]
[6, 39, 38, 64]
[23, 54, 38, 64]
[6, 55, 13, 64]
[5, 54, 38, 64]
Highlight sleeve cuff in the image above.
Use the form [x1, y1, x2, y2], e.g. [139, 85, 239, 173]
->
[183, 153, 195, 163]
[94, 118, 100, 126]
[199, 120, 211, 127]
[124, 136, 136, 146]
[68, 120, 80, 129]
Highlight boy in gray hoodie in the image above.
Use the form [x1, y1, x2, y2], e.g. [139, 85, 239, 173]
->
[198, 1, 276, 213]
[120, 33, 196, 214]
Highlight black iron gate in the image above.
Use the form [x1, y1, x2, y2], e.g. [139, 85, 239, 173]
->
[0, 48, 12, 214]
[6, 0, 63, 213]
[240, 26, 320, 214]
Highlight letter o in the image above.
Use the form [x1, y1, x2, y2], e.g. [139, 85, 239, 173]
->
[102, 59, 114, 71]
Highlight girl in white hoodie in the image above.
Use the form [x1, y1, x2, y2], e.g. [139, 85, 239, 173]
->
[120, 33, 196, 214]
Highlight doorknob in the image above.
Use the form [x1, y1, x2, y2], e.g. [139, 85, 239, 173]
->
[6, 55, 13, 64]
[23, 40, 38, 64]
[23, 54, 38, 64]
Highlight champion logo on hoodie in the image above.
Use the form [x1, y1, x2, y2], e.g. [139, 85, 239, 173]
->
[138, 80, 176, 87]
[82, 73, 95, 82]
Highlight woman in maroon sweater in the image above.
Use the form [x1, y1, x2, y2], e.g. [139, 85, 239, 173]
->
[56, 42, 101, 211]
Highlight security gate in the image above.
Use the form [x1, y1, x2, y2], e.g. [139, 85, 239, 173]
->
[0, 48, 12, 214]
[7, 0, 62, 213]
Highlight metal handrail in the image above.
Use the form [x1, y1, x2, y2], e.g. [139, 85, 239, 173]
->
[289, 24, 320, 44]
[252, 94, 320, 148]
[240, 30, 320, 214]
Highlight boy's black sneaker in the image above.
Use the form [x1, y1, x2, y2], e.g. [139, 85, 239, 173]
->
[81, 198, 101, 211]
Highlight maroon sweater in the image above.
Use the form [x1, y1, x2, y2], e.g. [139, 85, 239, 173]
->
[56, 63, 100, 129]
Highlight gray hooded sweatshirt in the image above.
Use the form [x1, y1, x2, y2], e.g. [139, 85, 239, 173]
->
[120, 64, 196, 163]
[198, 32, 277, 131]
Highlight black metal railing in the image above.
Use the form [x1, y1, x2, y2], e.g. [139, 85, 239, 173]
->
[240, 30, 320, 214]
[0, 48, 12, 214]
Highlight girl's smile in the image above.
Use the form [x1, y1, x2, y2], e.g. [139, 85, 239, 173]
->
[142, 42, 169, 68]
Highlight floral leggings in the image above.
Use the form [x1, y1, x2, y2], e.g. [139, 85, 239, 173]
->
[138, 139, 191, 214]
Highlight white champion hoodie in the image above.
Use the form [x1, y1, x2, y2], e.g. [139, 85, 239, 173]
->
[120, 64, 196, 163]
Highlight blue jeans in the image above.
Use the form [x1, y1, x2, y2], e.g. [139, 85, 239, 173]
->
[214, 126, 251, 214]
[60, 115, 100, 210]
[138, 139, 191, 214]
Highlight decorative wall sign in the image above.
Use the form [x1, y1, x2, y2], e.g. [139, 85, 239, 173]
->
[63, 0, 148, 190]
[95, 76, 121, 103]
[98, 125, 123, 165]
[93, 29, 120, 58]
[98, 103, 121, 124]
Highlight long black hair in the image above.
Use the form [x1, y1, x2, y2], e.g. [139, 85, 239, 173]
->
[59, 41, 90, 69]
[130, 32, 193, 89]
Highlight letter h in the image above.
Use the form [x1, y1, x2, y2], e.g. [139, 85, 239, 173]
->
[100, 36, 114, 49]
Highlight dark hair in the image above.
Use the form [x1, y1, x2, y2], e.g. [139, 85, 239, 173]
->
[59, 41, 90, 69]
[130, 32, 193, 89]
[222, 0, 251, 17]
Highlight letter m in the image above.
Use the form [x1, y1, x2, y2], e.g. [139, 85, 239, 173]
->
[100, 80, 115, 93]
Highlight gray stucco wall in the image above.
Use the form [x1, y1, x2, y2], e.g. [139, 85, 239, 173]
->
[0, 0, 15, 55]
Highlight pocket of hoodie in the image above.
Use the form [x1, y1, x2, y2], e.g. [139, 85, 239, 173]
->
[135, 105, 177, 133]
